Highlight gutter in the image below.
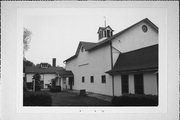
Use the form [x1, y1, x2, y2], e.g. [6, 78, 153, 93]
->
[110, 41, 114, 97]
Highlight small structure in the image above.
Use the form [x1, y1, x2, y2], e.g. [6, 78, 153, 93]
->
[25, 58, 73, 91]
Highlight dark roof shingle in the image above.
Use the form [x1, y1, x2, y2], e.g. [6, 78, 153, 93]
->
[25, 66, 64, 74]
[107, 44, 158, 74]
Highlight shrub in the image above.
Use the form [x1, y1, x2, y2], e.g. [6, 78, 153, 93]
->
[111, 94, 158, 106]
[23, 92, 52, 106]
[50, 86, 61, 92]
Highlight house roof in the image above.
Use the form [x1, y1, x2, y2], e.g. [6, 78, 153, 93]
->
[64, 18, 158, 63]
[25, 66, 74, 77]
[25, 66, 64, 74]
[106, 44, 158, 75]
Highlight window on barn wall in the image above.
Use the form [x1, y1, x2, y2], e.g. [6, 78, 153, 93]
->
[101, 75, 106, 83]
[82, 76, 85, 83]
[134, 74, 144, 94]
[90, 76, 94, 83]
[121, 75, 129, 94]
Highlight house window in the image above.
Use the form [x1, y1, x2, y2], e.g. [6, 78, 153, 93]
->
[101, 75, 106, 83]
[121, 75, 129, 94]
[82, 76, 85, 83]
[134, 74, 144, 94]
[90, 76, 94, 83]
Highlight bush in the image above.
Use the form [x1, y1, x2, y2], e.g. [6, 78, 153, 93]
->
[23, 92, 52, 106]
[111, 94, 158, 106]
[50, 86, 61, 92]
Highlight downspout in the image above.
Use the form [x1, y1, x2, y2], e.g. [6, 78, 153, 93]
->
[110, 41, 114, 96]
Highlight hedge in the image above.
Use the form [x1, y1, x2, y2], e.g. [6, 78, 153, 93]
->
[50, 86, 61, 92]
[23, 92, 52, 106]
[111, 94, 158, 106]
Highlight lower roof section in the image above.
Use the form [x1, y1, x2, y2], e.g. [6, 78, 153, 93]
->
[107, 44, 158, 75]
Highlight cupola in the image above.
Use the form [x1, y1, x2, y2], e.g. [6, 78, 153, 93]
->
[97, 25, 114, 42]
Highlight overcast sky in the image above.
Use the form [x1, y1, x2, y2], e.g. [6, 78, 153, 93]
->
[23, 8, 163, 67]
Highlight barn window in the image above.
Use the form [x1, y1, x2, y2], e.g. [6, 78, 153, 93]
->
[142, 25, 148, 32]
[90, 76, 94, 83]
[82, 76, 85, 83]
[101, 75, 106, 83]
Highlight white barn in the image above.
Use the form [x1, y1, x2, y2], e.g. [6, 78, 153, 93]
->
[64, 18, 158, 96]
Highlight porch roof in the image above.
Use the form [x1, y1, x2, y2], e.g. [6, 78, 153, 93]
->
[58, 70, 74, 77]
[106, 44, 158, 75]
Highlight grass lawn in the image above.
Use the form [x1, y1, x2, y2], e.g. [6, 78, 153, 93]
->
[49, 91, 112, 106]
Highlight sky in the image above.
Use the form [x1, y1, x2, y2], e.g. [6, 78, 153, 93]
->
[23, 8, 163, 67]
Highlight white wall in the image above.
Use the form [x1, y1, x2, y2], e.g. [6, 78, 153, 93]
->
[26, 74, 34, 83]
[128, 74, 135, 94]
[143, 73, 158, 95]
[66, 45, 113, 96]
[114, 75, 121, 96]
[112, 21, 158, 53]
[113, 73, 158, 96]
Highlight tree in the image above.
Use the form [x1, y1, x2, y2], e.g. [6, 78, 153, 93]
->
[23, 28, 32, 92]
[23, 28, 32, 58]
[23, 59, 35, 67]
[32, 73, 41, 91]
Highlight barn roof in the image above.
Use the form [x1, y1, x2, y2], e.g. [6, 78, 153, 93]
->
[106, 44, 158, 75]
[64, 18, 158, 63]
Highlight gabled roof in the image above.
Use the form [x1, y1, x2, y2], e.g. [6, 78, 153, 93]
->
[64, 41, 97, 62]
[88, 18, 158, 51]
[64, 18, 158, 63]
[75, 41, 97, 55]
[106, 44, 158, 75]
[25, 66, 64, 74]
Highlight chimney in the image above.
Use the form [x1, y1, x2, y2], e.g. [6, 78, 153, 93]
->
[52, 58, 56, 67]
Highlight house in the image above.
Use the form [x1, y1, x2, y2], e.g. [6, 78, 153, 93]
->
[63, 18, 158, 96]
[25, 58, 73, 91]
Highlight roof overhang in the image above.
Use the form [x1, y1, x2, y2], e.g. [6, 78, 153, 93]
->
[106, 67, 158, 75]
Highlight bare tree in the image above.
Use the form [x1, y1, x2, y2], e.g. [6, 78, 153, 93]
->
[23, 28, 32, 92]
[23, 28, 32, 58]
